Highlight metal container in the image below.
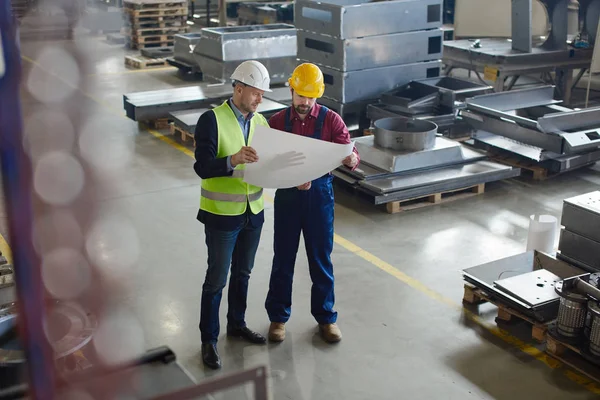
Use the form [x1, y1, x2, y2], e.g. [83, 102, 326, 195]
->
[296, 28, 443, 72]
[294, 0, 442, 39]
[311, 60, 442, 104]
[561, 191, 600, 244]
[558, 228, 600, 272]
[194, 24, 297, 62]
[195, 54, 296, 85]
[174, 33, 202, 65]
[555, 279, 589, 339]
[374, 118, 437, 152]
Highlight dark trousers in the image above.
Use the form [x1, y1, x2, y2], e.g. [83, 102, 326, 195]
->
[199, 219, 262, 344]
[265, 175, 337, 325]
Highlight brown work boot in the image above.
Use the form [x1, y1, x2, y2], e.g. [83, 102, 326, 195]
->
[319, 323, 342, 343]
[268, 322, 286, 342]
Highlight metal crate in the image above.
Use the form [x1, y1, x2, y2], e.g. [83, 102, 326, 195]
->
[294, 0, 442, 39]
[196, 54, 296, 84]
[311, 60, 442, 103]
[195, 23, 297, 62]
[174, 33, 203, 65]
[297, 28, 443, 72]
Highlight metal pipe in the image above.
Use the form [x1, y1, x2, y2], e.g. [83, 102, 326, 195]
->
[0, 4, 56, 398]
[575, 277, 600, 300]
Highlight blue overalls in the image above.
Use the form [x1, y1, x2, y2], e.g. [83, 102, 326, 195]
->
[265, 106, 338, 325]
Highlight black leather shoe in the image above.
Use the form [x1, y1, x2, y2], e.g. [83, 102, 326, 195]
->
[227, 326, 267, 344]
[202, 343, 221, 369]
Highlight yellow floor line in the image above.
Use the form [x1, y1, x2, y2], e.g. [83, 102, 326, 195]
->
[19, 53, 600, 393]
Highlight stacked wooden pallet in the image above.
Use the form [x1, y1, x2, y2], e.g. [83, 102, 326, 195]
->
[122, 0, 188, 50]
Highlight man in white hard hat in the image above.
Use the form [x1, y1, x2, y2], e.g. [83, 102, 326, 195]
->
[193, 60, 272, 369]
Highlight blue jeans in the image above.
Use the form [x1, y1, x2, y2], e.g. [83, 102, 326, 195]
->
[199, 219, 262, 344]
[265, 175, 337, 325]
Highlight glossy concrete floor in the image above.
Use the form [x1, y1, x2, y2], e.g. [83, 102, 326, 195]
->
[8, 33, 600, 399]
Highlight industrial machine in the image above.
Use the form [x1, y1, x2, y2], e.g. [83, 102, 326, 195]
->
[366, 76, 493, 138]
[462, 250, 587, 322]
[461, 85, 600, 173]
[444, 0, 596, 102]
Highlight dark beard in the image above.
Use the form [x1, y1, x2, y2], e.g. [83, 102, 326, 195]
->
[295, 105, 310, 115]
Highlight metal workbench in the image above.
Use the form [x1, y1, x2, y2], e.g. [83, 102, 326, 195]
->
[443, 39, 592, 104]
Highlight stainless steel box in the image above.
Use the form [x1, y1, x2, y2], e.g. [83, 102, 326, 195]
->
[195, 24, 297, 62]
[196, 54, 296, 84]
[561, 191, 600, 243]
[311, 60, 442, 103]
[294, 0, 442, 39]
[174, 33, 202, 65]
[297, 28, 443, 72]
[559, 228, 600, 272]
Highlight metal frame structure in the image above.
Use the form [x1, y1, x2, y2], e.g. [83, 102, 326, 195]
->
[1, 4, 271, 398]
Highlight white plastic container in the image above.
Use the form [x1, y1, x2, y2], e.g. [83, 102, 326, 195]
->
[526, 214, 558, 254]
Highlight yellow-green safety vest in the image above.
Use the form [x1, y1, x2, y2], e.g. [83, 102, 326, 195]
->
[200, 101, 269, 216]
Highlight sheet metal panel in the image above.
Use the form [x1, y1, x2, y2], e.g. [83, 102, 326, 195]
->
[294, 0, 442, 39]
[297, 29, 443, 72]
[357, 160, 517, 196]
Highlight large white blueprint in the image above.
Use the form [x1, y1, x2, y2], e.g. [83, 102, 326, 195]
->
[243, 125, 354, 189]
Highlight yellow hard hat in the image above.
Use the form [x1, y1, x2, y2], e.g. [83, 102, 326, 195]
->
[288, 63, 325, 99]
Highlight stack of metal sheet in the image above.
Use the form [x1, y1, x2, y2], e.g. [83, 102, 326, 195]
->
[366, 76, 493, 138]
[192, 24, 297, 84]
[332, 120, 520, 205]
[462, 250, 586, 322]
[558, 191, 600, 272]
[294, 0, 444, 122]
[123, 82, 292, 122]
[461, 85, 600, 173]
[169, 98, 288, 133]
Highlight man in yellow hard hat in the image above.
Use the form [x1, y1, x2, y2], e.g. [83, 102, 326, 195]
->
[265, 62, 360, 343]
[193, 60, 272, 369]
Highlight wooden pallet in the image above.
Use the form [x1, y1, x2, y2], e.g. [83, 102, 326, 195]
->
[145, 118, 170, 130]
[546, 331, 600, 383]
[123, 26, 187, 36]
[123, 0, 186, 10]
[127, 34, 177, 43]
[124, 19, 187, 29]
[491, 154, 550, 181]
[127, 40, 175, 49]
[170, 124, 195, 146]
[124, 55, 169, 69]
[462, 283, 549, 342]
[385, 183, 485, 214]
[124, 7, 187, 17]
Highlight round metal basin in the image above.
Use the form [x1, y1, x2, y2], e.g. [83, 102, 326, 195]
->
[373, 118, 438, 152]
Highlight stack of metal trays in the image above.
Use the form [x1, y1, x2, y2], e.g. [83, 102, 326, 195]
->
[462, 250, 586, 322]
[558, 191, 600, 272]
[461, 85, 600, 170]
[169, 98, 288, 133]
[294, 0, 444, 121]
[192, 24, 297, 84]
[366, 76, 492, 137]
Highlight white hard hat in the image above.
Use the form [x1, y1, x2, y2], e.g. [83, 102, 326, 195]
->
[230, 60, 272, 92]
